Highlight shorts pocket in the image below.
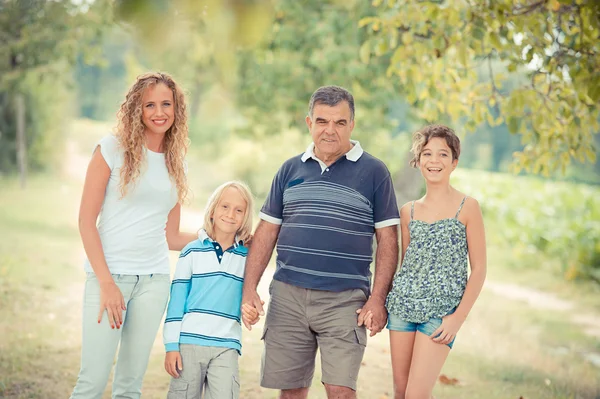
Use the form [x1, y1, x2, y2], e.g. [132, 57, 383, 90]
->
[260, 327, 268, 340]
[167, 379, 188, 399]
[232, 375, 240, 398]
[354, 327, 367, 347]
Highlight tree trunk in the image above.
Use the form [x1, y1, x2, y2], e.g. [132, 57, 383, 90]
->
[16, 92, 27, 189]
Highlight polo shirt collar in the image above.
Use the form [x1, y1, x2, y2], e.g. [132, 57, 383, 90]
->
[198, 228, 241, 248]
[301, 140, 363, 164]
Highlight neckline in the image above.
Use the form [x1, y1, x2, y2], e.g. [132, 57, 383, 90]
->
[145, 146, 165, 156]
[410, 218, 466, 228]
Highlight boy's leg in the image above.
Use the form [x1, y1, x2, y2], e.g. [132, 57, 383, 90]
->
[112, 274, 170, 399]
[204, 348, 239, 399]
[167, 344, 205, 399]
[70, 274, 135, 399]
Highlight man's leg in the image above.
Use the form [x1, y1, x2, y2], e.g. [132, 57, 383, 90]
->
[261, 280, 318, 393]
[310, 288, 368, 399]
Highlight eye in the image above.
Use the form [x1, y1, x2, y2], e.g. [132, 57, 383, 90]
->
[163, 102, 172, 107]
[237, 209, 243, 213]
[337, 121, 346, 126]
[146, 104, 154, 108]
[422, 152, 431, 157]
[222, 204, 228, 209]
[441, 153, 448, 157]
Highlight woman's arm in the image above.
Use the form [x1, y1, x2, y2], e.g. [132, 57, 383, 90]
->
[79, 147, 126, 329]
[165, 203, 198, 251]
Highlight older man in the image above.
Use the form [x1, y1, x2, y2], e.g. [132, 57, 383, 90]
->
[242, 86, 399, 399]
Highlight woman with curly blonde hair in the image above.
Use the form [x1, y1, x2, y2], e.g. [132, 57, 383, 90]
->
[71, 72, 198, 399]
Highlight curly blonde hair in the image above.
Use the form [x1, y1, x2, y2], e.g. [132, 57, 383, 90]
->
[115, 72, 189, 203]
[409, 124, 461, 168]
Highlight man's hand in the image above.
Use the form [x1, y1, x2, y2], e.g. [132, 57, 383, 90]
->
[241, 289, 265, 330]
[164, 351, 183, 378]
[357, 296, 387, 337]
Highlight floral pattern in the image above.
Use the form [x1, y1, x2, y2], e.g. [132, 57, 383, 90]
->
[386, 199, 469, 323]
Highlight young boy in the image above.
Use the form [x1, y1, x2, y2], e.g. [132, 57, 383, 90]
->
[163, 181, 258, 399]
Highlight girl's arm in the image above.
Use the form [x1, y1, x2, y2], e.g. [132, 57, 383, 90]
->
[432, 197, 487, 345]
[399, 202, 412, 264]
[453, 197, 487, 321]
[79, 147, 126, 329]
[166, 203, 198, 251]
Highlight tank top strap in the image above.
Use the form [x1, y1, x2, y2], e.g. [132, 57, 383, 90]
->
[455, 196, 468, 218]
[410, 201, 415, 220]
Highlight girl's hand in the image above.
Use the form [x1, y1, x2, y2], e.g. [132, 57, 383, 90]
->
[165, 351, 183, 378]
[98, 281, 126, 329]
[431, 313, 464, 345]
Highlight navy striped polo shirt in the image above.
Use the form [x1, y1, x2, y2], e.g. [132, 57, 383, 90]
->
[259, 141, 400, 294]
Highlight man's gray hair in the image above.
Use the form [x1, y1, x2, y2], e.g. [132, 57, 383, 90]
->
[308, 86, 355, 121]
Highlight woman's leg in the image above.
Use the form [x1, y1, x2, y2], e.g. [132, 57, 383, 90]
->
[389, 331, 416, 399]
[404, 332, 450, 399]
[112, 274, 170, 399]
[70, 274, 134, 399]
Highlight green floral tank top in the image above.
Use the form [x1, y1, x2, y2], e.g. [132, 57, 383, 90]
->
[386, 197, 469, 323]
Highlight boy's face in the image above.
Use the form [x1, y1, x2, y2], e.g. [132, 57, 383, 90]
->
[212, 187, 247, 237]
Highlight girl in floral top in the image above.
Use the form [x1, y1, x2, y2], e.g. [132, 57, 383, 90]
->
[385, 124, 487, 398]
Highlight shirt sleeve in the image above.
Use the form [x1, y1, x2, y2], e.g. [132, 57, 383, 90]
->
[373, 168, 400, 229]
[94, 135, 118, 170]
[163, 246, 193, 352]
[259, 165, 286, 225]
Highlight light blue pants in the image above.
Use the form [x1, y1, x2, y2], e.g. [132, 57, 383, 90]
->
[70, 273, 170, 399]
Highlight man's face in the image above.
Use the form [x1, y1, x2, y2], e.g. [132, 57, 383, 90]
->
[305, 101, 354, 162]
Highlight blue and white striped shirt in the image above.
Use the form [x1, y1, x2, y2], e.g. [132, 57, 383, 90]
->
[163, 229, 248, 354]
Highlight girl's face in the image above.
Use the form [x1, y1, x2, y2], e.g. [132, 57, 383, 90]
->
[418, 137, 458, 183]
[141, 82, 175, 137]
[212, 187, 247, 237]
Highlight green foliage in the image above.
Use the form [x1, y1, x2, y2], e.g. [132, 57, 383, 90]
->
[0, 0, 109, 173]
[361, 0, 600, 175]
[453, 169, 600, 283]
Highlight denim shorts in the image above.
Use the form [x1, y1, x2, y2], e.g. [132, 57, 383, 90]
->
[387, 309, 456, 349]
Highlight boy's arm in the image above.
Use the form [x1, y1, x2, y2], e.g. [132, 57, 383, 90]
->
[163, 247, 194, 352]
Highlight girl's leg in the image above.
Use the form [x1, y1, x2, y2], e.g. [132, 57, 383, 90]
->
[70, 274, 134, 399]
[404, 332, 450, 399]
[389, 331, 416, 399]
[111, 274, 170, 399]
[204, 348, 239, 399]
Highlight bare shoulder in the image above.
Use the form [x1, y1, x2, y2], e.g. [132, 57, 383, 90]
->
[462, 196, 483, 225]
[399, 201, 413, 221]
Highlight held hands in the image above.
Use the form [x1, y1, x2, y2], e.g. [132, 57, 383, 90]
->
[431, 313, 464, 345]
[165, 351, 183, 378]
[241, 289, 265, 330]
[98, 280, 126, 329]
[357, 296, 387, 337]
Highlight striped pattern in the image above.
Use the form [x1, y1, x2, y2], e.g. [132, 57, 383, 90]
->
[163, 230, 247, 354]
[260, 145, 400, 294]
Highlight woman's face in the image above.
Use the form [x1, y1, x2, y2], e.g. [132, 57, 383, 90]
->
[141, 82, 175, 137]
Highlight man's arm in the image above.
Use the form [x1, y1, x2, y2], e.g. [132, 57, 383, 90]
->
[358, 225, 399, 336]
[241, 219, 281, 330]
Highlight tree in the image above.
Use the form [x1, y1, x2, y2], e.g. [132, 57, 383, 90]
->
[0, 0, 108, 184]
[359, 0, 600, 175]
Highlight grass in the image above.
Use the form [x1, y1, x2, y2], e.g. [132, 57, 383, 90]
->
[1, 119, 599, 398]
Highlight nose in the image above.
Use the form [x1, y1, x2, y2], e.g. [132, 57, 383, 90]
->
[227, 208, 235, 218]
[324, 120, 336, 134]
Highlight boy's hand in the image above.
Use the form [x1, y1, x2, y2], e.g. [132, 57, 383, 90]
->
[241, 301, 263, 330]
[165, 351, 183, 378]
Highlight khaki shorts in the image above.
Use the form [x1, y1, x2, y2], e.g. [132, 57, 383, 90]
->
[260, 279, 368, 391]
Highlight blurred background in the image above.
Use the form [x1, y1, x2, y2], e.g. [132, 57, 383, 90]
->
[0, 0, 599, 398]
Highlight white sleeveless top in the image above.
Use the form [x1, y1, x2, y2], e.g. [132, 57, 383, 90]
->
[83, 135, 178, 275]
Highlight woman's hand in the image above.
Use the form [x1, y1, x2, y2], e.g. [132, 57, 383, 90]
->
[431, 313, 464, 345]
[98, 281, 126, 329]
[165, 351, 183, 378]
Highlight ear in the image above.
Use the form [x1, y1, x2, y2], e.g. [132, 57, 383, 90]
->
[452, 159, 458, 169]
[305, 115, 312, 130]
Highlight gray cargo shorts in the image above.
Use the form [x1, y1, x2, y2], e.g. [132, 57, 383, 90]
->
[260, 279, 368, 391]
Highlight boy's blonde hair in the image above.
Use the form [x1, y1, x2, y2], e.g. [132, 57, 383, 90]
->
[409, 124, 461, 168]
[202, 181, 254, 244]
